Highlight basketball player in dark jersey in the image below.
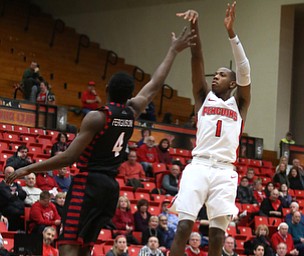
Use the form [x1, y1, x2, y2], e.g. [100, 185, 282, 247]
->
[6, 27, 196, 256]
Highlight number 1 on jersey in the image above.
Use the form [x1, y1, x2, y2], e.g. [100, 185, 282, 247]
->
[112, 132, 125, 157]
[215, 120, 222, 137]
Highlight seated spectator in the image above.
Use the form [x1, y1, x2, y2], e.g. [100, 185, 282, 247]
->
[137, 136, 159, 177]
[157, 215, 175, 250]
[42, 226, 59, 256]
[118, 151, 145, 189]
[253, 178, 266, 205]
[253, 244, 265, 256]
[287, 167, 304, 190]
[278, 183, 292, 208]
[271, 222, 299, 255]
[138, 236, 164, 256]
[21, 61, 40, 102]
[53, 192, 66, 218]
[112, 196, 138, 245]
[142, 216, 164, 248]
[6, 145, 32, 170]
[183, 114, 196, 129]
[137, 128, 151, 148]
[29, 191, 61, 234]
[54, 167, 71, 193]
[288, 211, 304, 255]
[244, 224, 274, 256]
[36, 81, 56, 105]
[259, 188, 283, 218]
[156, 138, 172, 165]
[222, 236, 238, 256]
[276, 242, 288, 256]
[105, 235, 129, 256]
[264, 182, 275, 198]
[285, 202, 304, 225]
[246, 167, 256, 189]
[159, 199, 178, 232]
[36, 171, 61, 197]
[51, 132, 69, 157]
[237, 176, 258, 204]
[22, 173, 42, 206]
[162, 164, 180, 196]
[133, 199, 152, 232]
[81, 81, 102, 115]
[273, 163, 289, 188]
[185, 232, 206, 256]
[0, 166, 26, 231]
[289, 158, 304, 176]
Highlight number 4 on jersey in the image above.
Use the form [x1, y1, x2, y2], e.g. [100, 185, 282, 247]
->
[112, 132, 125, 157]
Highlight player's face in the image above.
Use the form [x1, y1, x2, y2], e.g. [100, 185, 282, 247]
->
[212, 68, 234, 95]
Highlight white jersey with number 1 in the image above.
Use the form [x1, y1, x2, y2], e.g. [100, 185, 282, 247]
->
[192, 91, 243, 163]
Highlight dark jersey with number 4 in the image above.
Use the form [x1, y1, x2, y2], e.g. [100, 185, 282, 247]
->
[77, 102, 135, 175]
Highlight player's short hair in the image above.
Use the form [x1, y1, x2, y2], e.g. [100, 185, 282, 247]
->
[108, 72, 135, 103]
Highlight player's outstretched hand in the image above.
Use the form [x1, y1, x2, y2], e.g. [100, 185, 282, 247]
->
[176, 10, 199, 24]
[5, 167, 30, 185]
[224, 1, 236, 31]
[171, 26, 197, 53]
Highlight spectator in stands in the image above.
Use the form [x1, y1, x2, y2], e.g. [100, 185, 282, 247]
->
[244, 224, 274, 256]
[137, 136, 159, 177]
[42, 226, 59, 256]
[51, 132, 69, 157]
[0, 166, 26, 231]
[222, 236, 238, 256]
[276, 156, 288, 173]
[53, 192, 66, 218]
[159, 199, 178, 232]
[253, 244, 265, 256]
[105, 235, 129, 256]
[112, 196, 138, 245]
[36, 171, 61, 197]
[259, 188, 283, 218]
[276, 242, 288, 256]
[288, 211, 304, 255]
[271, 222, 299, 255]
[157, 138, 172, 165]
[118, 151, 146, 188]
[287, 167, 304, 190]
[54, 167, 71, 193]
[184, 232, 206, 256]
[278, 183, 292, 208]
[246, 167, 256, 189]
[237, 176, 258, 204]
[253, 178, 266, 205]
[21, 61, 40, 102]
[290, 158, 304, 176]
[139, 102, 156, 122]
[137, 128, 152, 148]
[22, 173, 42, 206]
[264, 182, 275, 198]
[36, 81, 56, 105]
[162, 164, 180, 196]
[183, 114, 196, 129]
[280, 132, 295, 146]
[285, 202, 304, 225]
[29, 191, 61, 234]
[157, 215, 175, 250]
[142, 216, 164, 248]
[273, 163, 289, 188]
[6, 145, 32, 170]
[133, 199, 152, 232]
[81, 81, 102, 115]
[138, 236, 164, 256]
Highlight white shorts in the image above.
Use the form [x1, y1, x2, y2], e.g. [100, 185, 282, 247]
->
[169, 157, 239, 221]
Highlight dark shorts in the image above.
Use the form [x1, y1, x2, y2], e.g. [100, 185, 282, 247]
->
[57, 171, 119, 247]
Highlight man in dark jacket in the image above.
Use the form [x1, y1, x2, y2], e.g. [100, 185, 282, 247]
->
[6, 145, 32, 170]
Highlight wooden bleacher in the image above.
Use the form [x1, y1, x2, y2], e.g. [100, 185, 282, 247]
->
[0, 0, 193, 129]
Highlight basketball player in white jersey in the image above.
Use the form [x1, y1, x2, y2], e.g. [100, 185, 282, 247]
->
[170, 2, 251, 256]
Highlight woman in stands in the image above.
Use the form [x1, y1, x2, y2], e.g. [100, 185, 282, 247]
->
[105, 235, 129, 256]
[156, 138, 172, 165]
[287, 167, 304, 190]
[51, 132, 69, 157]
[278, 183, 292, 208]
[264, 182, 274, 198]
[133, 199, 152, 232]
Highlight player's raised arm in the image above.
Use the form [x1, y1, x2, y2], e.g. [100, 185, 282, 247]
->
[225, 1, 251, 121]
[129, 26, 196, 118]
[177, 10, 209, 114]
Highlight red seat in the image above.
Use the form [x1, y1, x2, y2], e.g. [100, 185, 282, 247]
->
[128, 245, 142, 256]
[262, 160, 273, 168]
[260, 168, 274, 178]
[28, 143, 43, 155]
[116, 177, 125, 187]
[67, 133, 76, 141]
[97, 229, 113, 242]
[2, 132, 20, 142]
[132, 231, 142, 244]
[35, 154, 49, 162]
[151, 194, 167, 203]
[254, 216, 268, 229]
[238, 158, 250, 165]
[14, 125, 30, 134]
[134, 190, 150, 201]
[2, 237, 14, 251]
[235, 240, 245, 254]
[29, 127, 45, 136]
[192, 220, 200, 232]
[120, 187, 134, 200]
[236, 165, 248, 175]
[294, 190, 304, 199]
[241, 204, 259, 213]
[0, 140, 9, 152]
[152, 163, 167, 175]
[149, 203, 161, 215]
[21, 134, 37, 144]
[142, 181, 156, 191]
[282, 208, 291, 217]
[268, 217, 282, 227]
[169, 148, 191, 158]
[237, 226, 253, 240]
[155, 171, 170, 189]
[0, 123, 14, 132]
[0, 221, 8, 232]
[92, 244, 104, 256]
[249, 159, 262, 167]
[226, 226, 237, 237]
[172, 156, 186, 166]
